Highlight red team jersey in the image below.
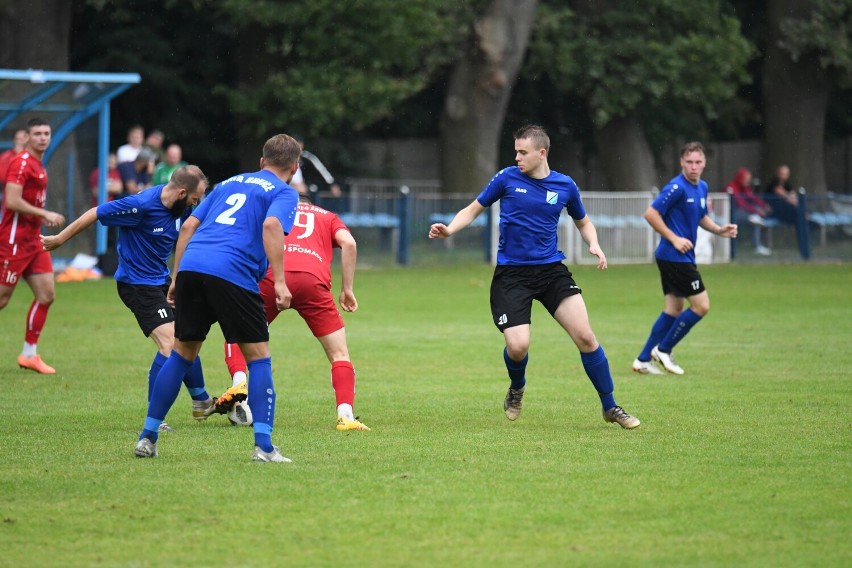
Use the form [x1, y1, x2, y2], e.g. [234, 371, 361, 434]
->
[1, 151, 48, 257]
[282, 202, 348, 285]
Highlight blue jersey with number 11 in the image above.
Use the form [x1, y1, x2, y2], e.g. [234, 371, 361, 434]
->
[179, 169, 299, 292]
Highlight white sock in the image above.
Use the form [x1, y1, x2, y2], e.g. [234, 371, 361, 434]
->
[232, 371, 247, 387]
[22, 342, 37, 358]
[337, 403, 354, 421]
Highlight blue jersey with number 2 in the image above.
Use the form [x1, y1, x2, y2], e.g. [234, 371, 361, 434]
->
[179, 169, 299, 292]
[477, 166, 587, 265]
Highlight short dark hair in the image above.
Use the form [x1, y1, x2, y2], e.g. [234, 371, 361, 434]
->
[169, 165, 208, 193]
[26, 117, 49, 131]
[263, 134, 302, 169]
[681, 141, 705, 157]
[514, 124, 550, 153]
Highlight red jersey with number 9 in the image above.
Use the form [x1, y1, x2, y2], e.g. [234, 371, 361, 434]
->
[282, 202, 348, 287]
[1, 151, 48, 256]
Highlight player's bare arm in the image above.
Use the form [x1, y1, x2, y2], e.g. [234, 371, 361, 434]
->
[335, 228, 358, 313]
[167, 215, 200, 306]
[645, 206, 693, 253]
[428, 200, 486, 239]
[263, 216, 291, 311]
[699, 215, 738, 239]
[4, 182, 65, 228]
[41, 207, 99, 251]
[575, 216, 608, 270]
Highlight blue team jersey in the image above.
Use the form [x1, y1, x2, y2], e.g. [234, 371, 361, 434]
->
[477, 166, 587, 265]
[97, 185, 190, 285]
[179, 169, 299, 292]
[651, 173, 709, 264]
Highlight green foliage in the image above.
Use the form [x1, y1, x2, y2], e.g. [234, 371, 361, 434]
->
[528, 1, 754, 128]
[779, 0, 852, 86]
[216, 0, 479, 139]
[1, 264, 850, 565]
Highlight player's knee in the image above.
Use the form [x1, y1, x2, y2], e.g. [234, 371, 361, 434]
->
[0, 295, 9, 310]
[35, 291, 55, 305]
[573, 330, 598, 352]
[505, 344, 529, 361]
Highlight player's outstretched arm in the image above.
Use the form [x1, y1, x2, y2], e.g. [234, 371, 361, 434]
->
[428, 200, 486, 239]
[335, 228, 358, 312]
[41, 207, 98, 251]
[699, 215, 738, 239]
[574, 216, 608, 270]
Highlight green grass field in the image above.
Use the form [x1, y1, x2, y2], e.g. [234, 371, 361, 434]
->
[1, 263, 850, 567]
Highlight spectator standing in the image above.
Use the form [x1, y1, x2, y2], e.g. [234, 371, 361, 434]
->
[88, 152, 123, 206]
[429, 125, 640, 429]
[0, 118, 66, 374]
[151, 144, 187, 186]
[726, 167, 772, 255]
[143, 129, 165, 166]
[632, 142, 737, 376]
[116, 125, 144, 163]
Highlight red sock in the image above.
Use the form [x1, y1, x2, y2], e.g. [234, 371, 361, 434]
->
[224, 341, 247, 378]
[331, 361, 355, 407]
[25, 300, 50, 345]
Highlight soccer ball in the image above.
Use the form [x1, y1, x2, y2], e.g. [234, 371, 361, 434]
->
[228, 401, 253, 426]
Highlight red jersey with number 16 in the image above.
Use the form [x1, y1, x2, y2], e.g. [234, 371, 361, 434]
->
[1, 151, 48, 256]
[282, 202, 348, 287]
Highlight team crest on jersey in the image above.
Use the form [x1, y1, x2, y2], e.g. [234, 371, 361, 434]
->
[546, 191, 558, 205]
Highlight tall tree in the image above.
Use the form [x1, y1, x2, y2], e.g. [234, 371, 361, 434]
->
[762, 0, 852, 194]
[438, 0, 539, 193]
[217, 0, 475, 169]
[528, 0, 752, 191]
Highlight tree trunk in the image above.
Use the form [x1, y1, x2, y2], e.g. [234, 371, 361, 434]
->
[593, 116, 657, 191]
[439, 0, 538, 194]
[762, 0, 829, 194]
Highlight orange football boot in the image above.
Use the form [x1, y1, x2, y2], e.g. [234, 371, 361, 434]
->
[17, 354, 56, 374]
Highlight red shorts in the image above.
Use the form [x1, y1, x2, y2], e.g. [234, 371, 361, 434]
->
[0, 248, 53, 288]
[260, 271, 344, 337]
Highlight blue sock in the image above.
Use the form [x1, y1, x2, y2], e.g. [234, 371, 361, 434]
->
[638, 312, 676, 361]
[658, 309, 703, 353]
[147, 352, 168, 403]
[183, 356, 209, 401]
[580, 345, 616, 411]
[247, 357, 276, 452]
[139, 352, 193, 442]
[503, 347, 528, 390]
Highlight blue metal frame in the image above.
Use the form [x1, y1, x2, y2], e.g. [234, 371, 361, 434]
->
[0, 68, 140, 255]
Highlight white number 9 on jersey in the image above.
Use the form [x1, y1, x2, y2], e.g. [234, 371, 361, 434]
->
[293, 211, 315, 239]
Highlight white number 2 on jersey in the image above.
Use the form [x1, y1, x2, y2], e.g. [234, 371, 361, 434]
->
[293, 211, 315, 239]
[214, 193, 247, 225]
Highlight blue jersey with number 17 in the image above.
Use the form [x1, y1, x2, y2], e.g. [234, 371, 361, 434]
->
[477, 166, 587, 265]
[179, 169, 299, 292]
[651, 173, 709, 264]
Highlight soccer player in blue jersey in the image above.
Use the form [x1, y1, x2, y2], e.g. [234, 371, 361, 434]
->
[41, 166, 212, 429]
[632, 141, 738, 376]
[134, 134, 301, 462]
[429, 124, 640, 429]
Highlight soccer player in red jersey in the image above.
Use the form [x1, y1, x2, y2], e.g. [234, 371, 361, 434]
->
[219, 192, 369, 431]
[0, 118, 66, 374]
[0, 128, 28, 193]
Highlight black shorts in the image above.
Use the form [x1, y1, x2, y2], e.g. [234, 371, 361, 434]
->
[174, 271, 269, 344]
[490, 262, 582, 331]
[656, 258, 706, 297]
[116, 280, 173, 337]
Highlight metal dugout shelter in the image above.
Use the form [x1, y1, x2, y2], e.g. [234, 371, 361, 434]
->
[0, 68, 140, 255]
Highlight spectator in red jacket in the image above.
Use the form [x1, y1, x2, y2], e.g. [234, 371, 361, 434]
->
[726, 167, 772, 256]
